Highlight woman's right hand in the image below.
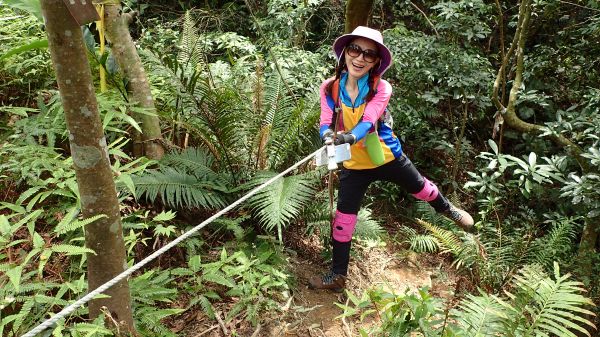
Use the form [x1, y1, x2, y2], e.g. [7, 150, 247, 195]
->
[334, 132, 356, 146]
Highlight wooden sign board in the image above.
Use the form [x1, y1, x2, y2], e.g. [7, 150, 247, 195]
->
[61, 0, 100, 26]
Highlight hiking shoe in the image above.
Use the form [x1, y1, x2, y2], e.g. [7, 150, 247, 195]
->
[443, 203, 474, 232]
[308, 270, 346, 292]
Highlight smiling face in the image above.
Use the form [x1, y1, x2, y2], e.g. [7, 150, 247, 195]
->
[344, 37, 380, 81]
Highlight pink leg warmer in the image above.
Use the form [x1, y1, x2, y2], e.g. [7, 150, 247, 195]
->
[412, 177, 439, 202]
[332, 210, 357, 243]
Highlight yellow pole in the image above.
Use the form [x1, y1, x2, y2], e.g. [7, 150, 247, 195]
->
[95, 4, 107, 92]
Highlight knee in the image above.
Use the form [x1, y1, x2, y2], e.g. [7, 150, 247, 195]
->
[412, 177, 439, 202]
[332, 211, 357, 242]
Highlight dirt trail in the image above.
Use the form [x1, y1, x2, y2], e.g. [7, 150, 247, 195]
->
[263, 244, 457, 337]
[179, 234, 458, 336]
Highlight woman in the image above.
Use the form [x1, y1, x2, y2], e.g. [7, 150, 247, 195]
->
[310, 26, 474, 292]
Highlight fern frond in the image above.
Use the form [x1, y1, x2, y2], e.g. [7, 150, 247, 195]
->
[509, 263, 597, 337]
[531, 218, 577, 268]
[414, 201, 446, 224]
[160, 147, 219, 179]
[454, 291, 506, 336]
[212, 216, 248, 240]
[11, 297, 34, 333]
[246, 73, 317, 170]
[354, 207, 384, 240]
[189, 81, 248, 172]
[399, 227, 440, 253]
[246, 171, 317, 241]
[454, 233, 489, 271]
[134, 167, 228, 209]
[416, 218, 489, 271]
[267, 98, 316, 169]
[177, 11, 205, 73]
[51, 244, 95, 256]
[134, 307, 179, 337]
[53, 209, 107, 235]
[68, 322, 112, 336]
[416, 219, 462, 255]
[196, 295, 216, 319]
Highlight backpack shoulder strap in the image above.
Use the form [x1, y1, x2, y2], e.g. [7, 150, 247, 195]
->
[371, 75, 381, 93]
[330, 76, 382, 131]
[329, 78, 341, 131]
[331, 78, 340, 106]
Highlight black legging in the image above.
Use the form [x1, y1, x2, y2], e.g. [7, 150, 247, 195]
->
[331, 154, 450, 275]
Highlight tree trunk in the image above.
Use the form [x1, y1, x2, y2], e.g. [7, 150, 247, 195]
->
[41, 0, 134, 331]
[104, 4, 165, 160]
[345, 0, 375, 33]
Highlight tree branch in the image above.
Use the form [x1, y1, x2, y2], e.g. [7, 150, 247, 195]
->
[502, 0, 588, 171]
[410, 1, 439, 37]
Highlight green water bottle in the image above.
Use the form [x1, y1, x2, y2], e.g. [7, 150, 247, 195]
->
[365, 132, 385, 166]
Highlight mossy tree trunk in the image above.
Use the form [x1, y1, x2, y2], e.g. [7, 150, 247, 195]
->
[104, 4, 164, 160]
[345, 0, 375, 33]
[41, 0, 134, 331]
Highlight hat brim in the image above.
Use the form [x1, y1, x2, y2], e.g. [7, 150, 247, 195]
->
[333, 34, 392, 76]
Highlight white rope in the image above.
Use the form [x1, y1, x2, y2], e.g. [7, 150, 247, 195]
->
[22, 146, 324, 337]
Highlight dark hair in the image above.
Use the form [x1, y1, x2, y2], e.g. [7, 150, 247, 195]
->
[326, 42, 380, 103]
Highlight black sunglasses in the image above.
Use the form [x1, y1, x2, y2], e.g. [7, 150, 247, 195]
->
[345, 44, 379, 63]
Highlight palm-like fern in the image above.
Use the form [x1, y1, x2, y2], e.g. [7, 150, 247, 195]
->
[160, 147, 224, 181]
[134, 147, 231, 209]
[353, 207, 385, 239]
[177, 11, 206, 75]
[413, 202, 581, 289]
[454, 291, 506, 336]
[134, 167, 228, 209]
[399, 226, 440, 253]
[188, 79, 246, 180]
[245, 73, 319, 171]
[415, 219, 463, 257]
[530, 217, 578, 268]
[130, 269, 184, 337]
[453, 263, 596, 337]
[508, 263, 596, 337]
[246, 171, 318, 241]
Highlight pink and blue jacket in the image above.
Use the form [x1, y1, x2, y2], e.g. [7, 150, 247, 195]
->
[319, 72, 402, 170]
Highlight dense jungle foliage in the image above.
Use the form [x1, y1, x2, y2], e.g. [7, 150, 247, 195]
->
[1, 0, 599, 336]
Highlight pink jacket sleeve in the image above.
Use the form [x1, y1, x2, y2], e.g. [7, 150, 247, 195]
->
[361, 79, 392, 125]
[319, 77, 335, 127]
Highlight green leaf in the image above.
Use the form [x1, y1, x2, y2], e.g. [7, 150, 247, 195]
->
[246, 171, 317, 241]
[3, 0, 43, 20]
[202, 271, 235, 288]
[0, 215, 10, 236]
[188, 255, 202, 272]
[82, 26, 96, 52]
[153, 210, 177, 222]
[528, 152, 537, 167]
[6, 265, 23, 292]
[51, 244, 95, 255]
[119, 113, 143, 133]
[488, 139, 498, 154]
[33, 231, 44, 249]
[54, 212, 107, 235]
[0, 39, 48, 61]
[119, 173, 137, 198]
[106, 52, 119, 74]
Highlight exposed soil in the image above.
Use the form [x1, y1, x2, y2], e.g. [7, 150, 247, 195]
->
[179, 228, 459, 337]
